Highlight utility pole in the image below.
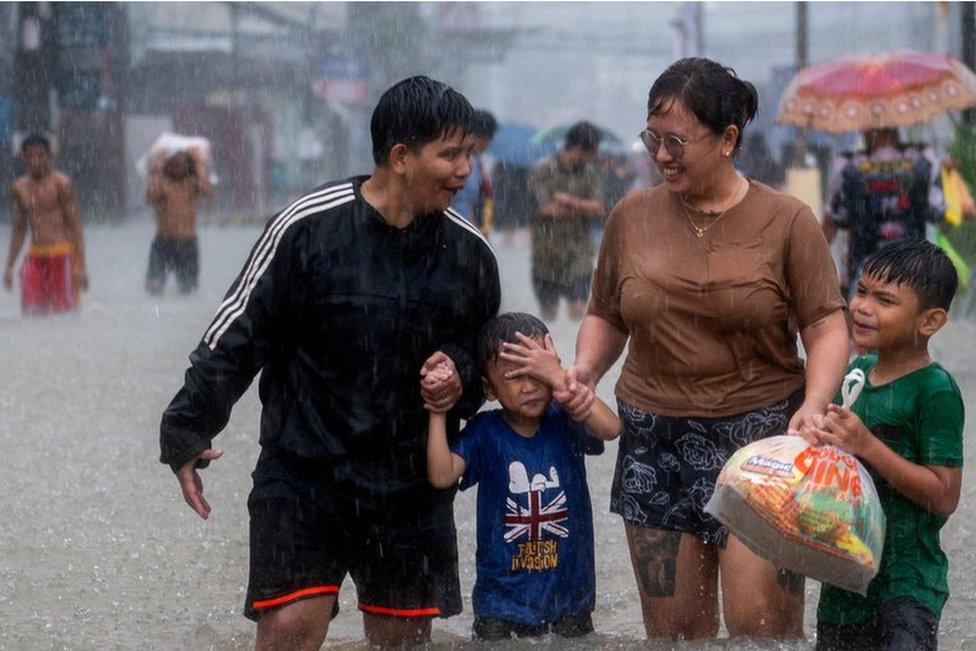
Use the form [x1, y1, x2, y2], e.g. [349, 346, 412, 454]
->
[14, 2, 57, 136]
[963, 2, 975, 125]
[695, 3, 705, 56]
[229, 2, 240, 101]
[671, 3, 702, 59]
[793, 2, 809, 166]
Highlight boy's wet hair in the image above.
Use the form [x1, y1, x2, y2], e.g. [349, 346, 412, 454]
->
[862, 238, 958, 311]
[21, 134, 51, 154]
[477, 312, 550, 372]
[564, 121, 602, 151]
[371, 75, 474, 165]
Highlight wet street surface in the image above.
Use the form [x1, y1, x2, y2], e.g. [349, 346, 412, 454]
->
[1, 220, 974, 649]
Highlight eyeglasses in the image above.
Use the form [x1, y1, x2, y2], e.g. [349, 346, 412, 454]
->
[639, 129, 709, 160]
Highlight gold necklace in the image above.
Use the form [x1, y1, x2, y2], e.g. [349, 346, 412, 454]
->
[678, 181, 746, 238]
[679, 199, 731, 238]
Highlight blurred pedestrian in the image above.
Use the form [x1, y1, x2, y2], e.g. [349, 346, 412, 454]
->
[492, 160, 535, 244]
[572, 57, 848, 641]
[737, 132, 784, 187]
[823, 127, 942, 296]
[529, 121, 605, 321]
[452, 109, 497, 234]
[3, 134, 88, 315]
[145, 148, 212, 295]
[599, 152, 635, 214]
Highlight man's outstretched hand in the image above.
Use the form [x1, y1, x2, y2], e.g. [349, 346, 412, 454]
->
[176, 449, 223, 519]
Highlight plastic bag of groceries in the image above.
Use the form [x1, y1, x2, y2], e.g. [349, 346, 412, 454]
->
[704, 370, 886, 595]
[135, 132, 215, 181]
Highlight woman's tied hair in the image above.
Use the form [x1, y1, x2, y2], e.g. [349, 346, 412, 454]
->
[647, 57, 759, 154]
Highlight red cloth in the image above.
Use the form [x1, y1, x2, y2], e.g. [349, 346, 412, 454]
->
[21, 244, 77, 315]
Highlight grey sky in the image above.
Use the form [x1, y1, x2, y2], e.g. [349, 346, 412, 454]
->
[449, 2, 948, 145]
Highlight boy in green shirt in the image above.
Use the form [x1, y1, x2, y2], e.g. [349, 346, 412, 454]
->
[802, 238, 965, 651]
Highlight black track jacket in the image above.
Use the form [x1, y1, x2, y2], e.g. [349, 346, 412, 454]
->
[159, 177, 500, 504]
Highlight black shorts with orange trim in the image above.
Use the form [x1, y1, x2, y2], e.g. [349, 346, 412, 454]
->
[244, 451, 461, 622]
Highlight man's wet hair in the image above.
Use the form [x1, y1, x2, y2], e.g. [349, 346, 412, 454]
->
[21, 134, 51, 154]
[371, 75, 474, 165]
[861, 238, 958, 311]
[477, 312, 550, 372]
[564, 121, 602, 151]
[163, 151, 196, 181]
[472, 109, 498, 139]
[647, 57, 758, 154]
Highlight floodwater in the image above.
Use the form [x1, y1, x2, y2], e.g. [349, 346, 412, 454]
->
[1, 218, 974, 650]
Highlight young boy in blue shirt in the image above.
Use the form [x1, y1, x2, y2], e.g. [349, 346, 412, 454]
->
[426, 312, 620, 640]
[802, 239, 965, 651]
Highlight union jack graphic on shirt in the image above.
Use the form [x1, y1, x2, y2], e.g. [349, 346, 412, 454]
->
[504, 490, 570, 542]
[504, 461, 570, 542]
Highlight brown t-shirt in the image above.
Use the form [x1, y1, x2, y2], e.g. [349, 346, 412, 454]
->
[588, 180, 845, 418]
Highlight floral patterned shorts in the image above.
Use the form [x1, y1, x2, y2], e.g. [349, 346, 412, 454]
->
[610, 391, 803, 547]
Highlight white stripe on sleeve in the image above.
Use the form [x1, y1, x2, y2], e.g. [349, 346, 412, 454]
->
[203, 187, 355, 349]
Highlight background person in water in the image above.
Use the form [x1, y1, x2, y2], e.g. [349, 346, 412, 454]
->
[4, 134, 88, 315]
[145, 148, 212, 295]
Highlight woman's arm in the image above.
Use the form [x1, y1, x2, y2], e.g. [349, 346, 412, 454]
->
[783, 205, 850, 433]
[574, 313, 628, 389]
[789, 309, 849, 433]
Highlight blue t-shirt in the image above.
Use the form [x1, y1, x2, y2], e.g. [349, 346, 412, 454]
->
[452, 404, 604, 626]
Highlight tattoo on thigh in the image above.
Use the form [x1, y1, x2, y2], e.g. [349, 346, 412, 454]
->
[777, 567, 805, 599]
[633, 529, 681, 598]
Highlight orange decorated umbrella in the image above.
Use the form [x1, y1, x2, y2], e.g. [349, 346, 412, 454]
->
[777, 51, 976, 133]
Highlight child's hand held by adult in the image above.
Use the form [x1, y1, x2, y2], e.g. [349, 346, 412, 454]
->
[554, 381, 596, 422]
[553, 366, 597, 421]
[420, 352, 462, 413]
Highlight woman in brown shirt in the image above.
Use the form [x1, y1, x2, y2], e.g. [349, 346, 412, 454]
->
[574, 59, 849, 640]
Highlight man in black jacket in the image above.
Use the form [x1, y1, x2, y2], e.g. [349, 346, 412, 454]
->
[159, 76, 500, 648]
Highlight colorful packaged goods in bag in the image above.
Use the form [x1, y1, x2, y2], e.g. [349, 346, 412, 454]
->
[705, 435, 885, 594]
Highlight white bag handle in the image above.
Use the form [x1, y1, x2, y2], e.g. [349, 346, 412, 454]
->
[841, 368, 866, 410]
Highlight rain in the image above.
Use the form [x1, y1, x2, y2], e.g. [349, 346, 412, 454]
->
[2, 2, 976, 649]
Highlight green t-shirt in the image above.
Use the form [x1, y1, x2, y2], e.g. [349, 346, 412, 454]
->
[817, 355, 965, 624]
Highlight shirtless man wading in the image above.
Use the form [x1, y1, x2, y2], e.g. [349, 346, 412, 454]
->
[145, 148, 212, 295]
[4, 134, 88, 315]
